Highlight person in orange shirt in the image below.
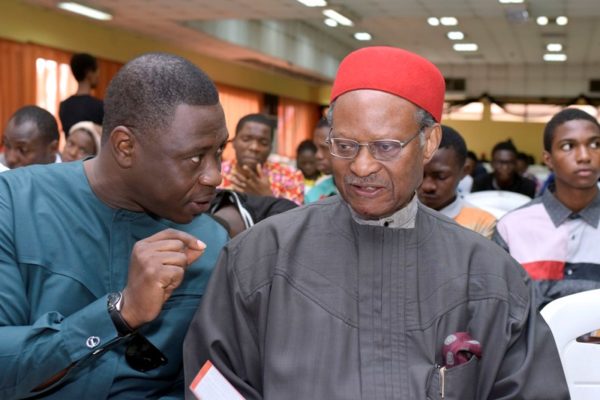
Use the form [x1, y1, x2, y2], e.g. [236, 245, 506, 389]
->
[419, 125, 497, 238]
[220, 113, 304, 204]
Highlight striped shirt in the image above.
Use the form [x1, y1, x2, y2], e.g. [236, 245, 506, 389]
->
[493, 189, 600, 309]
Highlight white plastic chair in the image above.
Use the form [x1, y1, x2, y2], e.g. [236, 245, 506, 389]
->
[541, 289, 600, 399]
[463, 190, 531, 219]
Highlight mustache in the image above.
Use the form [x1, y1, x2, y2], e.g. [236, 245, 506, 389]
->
[344, 174, 388, 187]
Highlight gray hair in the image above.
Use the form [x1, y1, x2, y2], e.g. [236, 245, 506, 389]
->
[327, 100, 436, 146]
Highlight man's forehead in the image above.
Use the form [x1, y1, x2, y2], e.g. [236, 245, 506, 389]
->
[5, 120, 41, 142]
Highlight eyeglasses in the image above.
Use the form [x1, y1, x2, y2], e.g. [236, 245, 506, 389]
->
[125, 333, 168, 372]
[326, 129, 422, 161]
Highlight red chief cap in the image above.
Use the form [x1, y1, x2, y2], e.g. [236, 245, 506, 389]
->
[330, 46, 445, 122]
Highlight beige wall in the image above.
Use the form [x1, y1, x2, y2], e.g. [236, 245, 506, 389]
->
[445, 103, 547, 163]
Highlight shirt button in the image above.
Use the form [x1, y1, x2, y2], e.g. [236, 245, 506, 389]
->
[86, 336, 101, 348]
[571, 235, 576, 240]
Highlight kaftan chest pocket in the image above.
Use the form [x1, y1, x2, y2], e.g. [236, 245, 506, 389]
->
[426, 356, 479, 400]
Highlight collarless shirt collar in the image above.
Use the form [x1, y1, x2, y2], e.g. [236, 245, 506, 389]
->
[348, 193, 418, 229]
[542, 188, 600, 228]
[438, 195, 462, 219]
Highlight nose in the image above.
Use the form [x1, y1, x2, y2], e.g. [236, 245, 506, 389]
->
[248, 140, 260, 152]
[4, 149, 21, 168]
[420, 175, 436, 193]
[349, 146, 381, 177]
[576, 144, 591, 163]
[199, 158, 223, 187]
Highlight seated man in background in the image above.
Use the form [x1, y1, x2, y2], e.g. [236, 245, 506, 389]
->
[419, 125, 497, 239]
[184, 46, 567, 400]
[59, 53, 104, 135]
[0, 52, 228, 399]
[295, 139, 321, 194]
[61, 121, 102, 162]
[2, 105, 61, 169]
[305, 117, 338, 203]
[220, 113, 304, 204]
[494, 108, 600, 310]
[471, 139, 537, 198]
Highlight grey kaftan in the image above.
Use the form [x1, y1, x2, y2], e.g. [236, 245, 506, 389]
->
[184, 196, 569, 399]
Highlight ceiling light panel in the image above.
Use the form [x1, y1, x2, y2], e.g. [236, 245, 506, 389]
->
[440, 17, 458, 26]
[354, 32, 372, 41]
[447, 31, 464, 40]
[546, 43, 563, 52]
[543, 53, 567, 62]
[296, 0, 327, 6]
[57, 2, 112, 20]
[453, 43, 478, 52]
[322, 9, 353, 26]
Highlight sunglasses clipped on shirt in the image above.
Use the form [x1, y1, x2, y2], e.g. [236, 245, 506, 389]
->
[125, 333, 168, 372]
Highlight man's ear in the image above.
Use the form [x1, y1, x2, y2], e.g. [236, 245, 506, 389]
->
[422, 124, 442, 164]
[542, 150, 553, 171]
[48, 139, 59, 154]
[109, 126, 136, 168]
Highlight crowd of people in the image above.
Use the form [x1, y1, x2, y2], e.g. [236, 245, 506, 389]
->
[1, 45, 598, 399]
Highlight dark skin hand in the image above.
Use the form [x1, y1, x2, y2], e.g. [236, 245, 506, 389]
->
[121, 228, 206, 329]
[230, 163, 273, 197]
[32, 229, 206, 392]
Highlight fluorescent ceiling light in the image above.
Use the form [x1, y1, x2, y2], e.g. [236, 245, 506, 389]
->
[546, 43, 563, 52]
[322, 9, 353, 26]
[544, 53, 567, 62]
[296, 0, 327, 7]
[440, 17, 458, 26]
[427, 17, 440, 26]
[453, 43, 478, 52]
[447, 31, 464, 40]
[58, 2, 112, 21]
[536, 16, 548, 25]
[498, 0, 524, 3]
[556, 16, 568, 26]
[324, 18, 338, 27]
[354, 32, 372, 41]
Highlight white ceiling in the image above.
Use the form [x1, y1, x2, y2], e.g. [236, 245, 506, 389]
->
[25, 0, 600, 100]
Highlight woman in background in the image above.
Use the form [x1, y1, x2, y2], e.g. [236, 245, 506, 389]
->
[62, 121, 101, 162]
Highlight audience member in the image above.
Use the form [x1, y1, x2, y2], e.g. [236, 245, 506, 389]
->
[516, 151, 539, 190]
[419, 125, 497, 238]
[0, 53, 228, 398]
[59, 53, 104, 135]
[209, 189, 298, 237]
[62, 121, 102, 162]
[296, 139, 321, 194]
[472, 139, 537, 197]
[466, 150, 488, 179]
[184, 46, 567, 400]
[1, 105, 60, 169]
[220, 113, 304, 204]
[305, 117, 338, 203]
[494, 108, 600, 309]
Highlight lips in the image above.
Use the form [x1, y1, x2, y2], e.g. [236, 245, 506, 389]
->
[574, 168, 595, 177]
[348, 183, 386, 198]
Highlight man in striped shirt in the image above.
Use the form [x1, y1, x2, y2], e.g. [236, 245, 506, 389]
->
[494, 108, 600, 309]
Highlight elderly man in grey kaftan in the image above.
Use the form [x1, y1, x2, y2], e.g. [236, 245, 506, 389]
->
[183, 47, 569, 400]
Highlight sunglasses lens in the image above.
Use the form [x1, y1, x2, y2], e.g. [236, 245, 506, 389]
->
[125, 334, 168, 372]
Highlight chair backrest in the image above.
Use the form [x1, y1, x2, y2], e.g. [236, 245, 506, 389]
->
[541, 289, 600, 399]
[463, 190, 531, 219]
